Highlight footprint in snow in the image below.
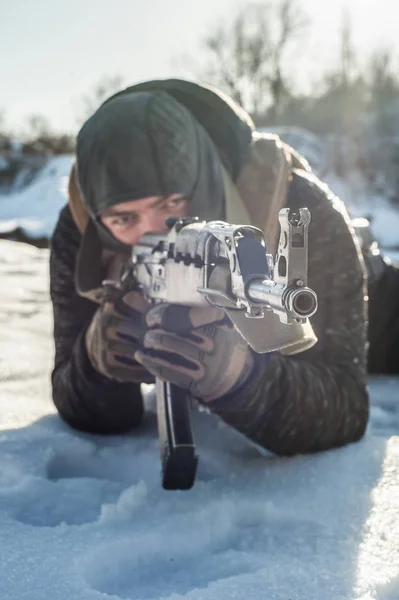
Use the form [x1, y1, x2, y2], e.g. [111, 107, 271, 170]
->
[13, 477, 125, 527]
[6, 441, 143, 527]
[82, 506, 319, 599]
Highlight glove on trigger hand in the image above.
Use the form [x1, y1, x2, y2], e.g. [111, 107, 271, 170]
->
[85, 290, 154, 383]
[135, 304, 258, 402]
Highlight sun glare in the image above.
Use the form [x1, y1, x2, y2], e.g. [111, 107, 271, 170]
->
[355, 437, 399, 598]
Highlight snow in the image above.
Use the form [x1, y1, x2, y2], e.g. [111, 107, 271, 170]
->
[262, 127, 399, 252]
[0, 155, 73, 238]
[324, 173, 399, 252]
[0, 238, 398, 600]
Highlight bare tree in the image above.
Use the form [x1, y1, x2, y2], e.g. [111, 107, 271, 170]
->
[0, 111, 8, 152]
[321, 12, 358, 93]
[25, 114, 51, 138]
[340, 11, 356, 87]
[78, 75, 125, 123]
[201, 0, 308, 120]
[367, 49, 398, 108]
[18, 113, 74, 155]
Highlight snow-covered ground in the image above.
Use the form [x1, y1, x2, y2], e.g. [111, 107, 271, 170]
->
[324, 172, 399, 254]
[0, 238, 399, 599]
[260, 127, 399, 254]
[0, 154, 73, 239]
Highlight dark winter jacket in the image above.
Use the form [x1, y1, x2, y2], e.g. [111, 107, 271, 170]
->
[50, 166, 369, 455]
[368, 262, 399, 374]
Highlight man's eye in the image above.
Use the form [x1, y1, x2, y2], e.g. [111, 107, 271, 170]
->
[112, 215, 135, 227]
[165, 197, 186, 210]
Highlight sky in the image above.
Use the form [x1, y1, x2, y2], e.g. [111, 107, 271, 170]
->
[1, 0, 398, 134]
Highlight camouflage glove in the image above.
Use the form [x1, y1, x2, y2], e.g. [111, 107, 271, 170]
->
[134, 304, 256, 402]
[85, 290, 154, 383]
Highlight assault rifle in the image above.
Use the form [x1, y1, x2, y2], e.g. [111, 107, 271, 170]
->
[119, 208, 317, 490]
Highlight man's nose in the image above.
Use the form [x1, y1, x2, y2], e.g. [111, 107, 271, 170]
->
[134, 213, 163, 243]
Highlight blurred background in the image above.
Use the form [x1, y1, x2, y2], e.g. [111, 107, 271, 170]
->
[1, 0, 399, 252]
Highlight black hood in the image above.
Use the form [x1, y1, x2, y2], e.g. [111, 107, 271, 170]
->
[76, 79, 254, 249]
[101, 79, 254, 181]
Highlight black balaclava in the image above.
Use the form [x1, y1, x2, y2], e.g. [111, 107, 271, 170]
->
[76, 90, 231, 251]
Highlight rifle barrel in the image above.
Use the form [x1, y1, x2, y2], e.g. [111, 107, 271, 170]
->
[247, 278, 318, 319]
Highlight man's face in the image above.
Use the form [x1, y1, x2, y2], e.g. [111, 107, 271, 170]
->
[100, 194, 188, 245]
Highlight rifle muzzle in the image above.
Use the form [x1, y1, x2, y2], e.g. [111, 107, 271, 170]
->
[247, 279, 318, 321]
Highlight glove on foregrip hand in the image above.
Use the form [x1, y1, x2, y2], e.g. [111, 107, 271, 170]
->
[85, 290, 154, 383]
[135, 304, 256, 402]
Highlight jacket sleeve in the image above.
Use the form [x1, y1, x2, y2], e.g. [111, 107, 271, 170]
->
[367, 262, 399, 374]
[209, 170, 369, 455]
[50, 205, 144, 434]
